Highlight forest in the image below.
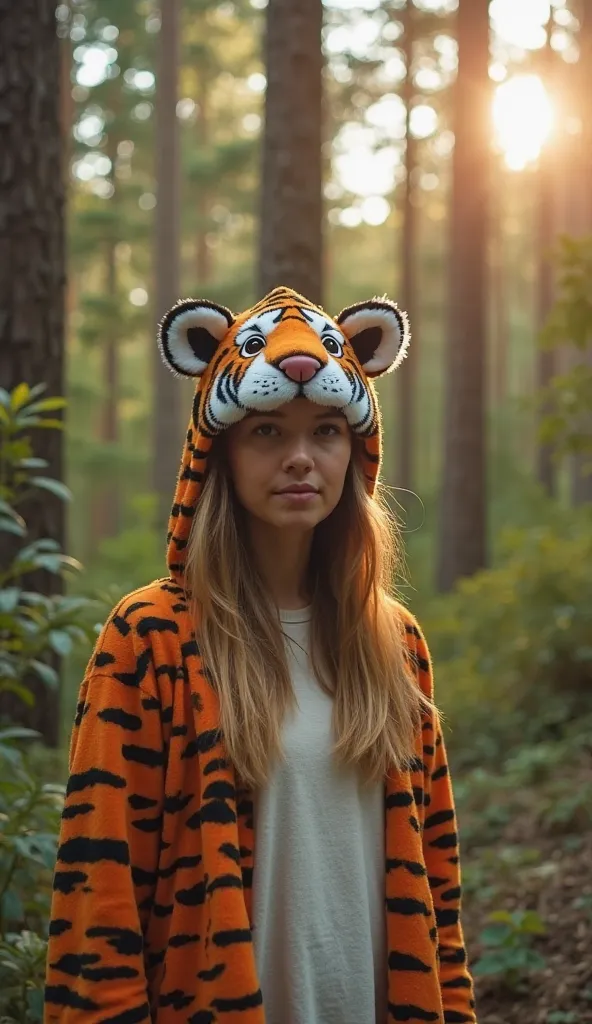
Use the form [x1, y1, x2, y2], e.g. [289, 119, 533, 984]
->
[1, 0, 592, 1020]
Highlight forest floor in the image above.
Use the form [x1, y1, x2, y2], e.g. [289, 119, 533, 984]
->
[461, 764, 592, 1024]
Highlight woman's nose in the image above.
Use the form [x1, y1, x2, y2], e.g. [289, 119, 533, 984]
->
[284, 439, 314, 468]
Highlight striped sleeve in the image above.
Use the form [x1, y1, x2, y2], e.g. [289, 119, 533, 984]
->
[44, 609, 165, 1023]
[406, 613, 478, 1024]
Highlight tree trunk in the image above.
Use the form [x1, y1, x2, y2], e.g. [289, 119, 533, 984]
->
[153, 0, 182, 534]
[535, 19, 557, 497]
[90, 235, 120, 543]
[491, 172, 507, 407]
[397, 0, 418, 498]
[196, 75, 212, 285]
[0, 0, 65, 745]
[258, 0, 323, 304]
[571, 0, 592, 504]
[436, 0, 490, 593]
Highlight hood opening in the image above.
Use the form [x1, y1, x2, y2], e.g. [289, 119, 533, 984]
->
[159, 287, 410, 589]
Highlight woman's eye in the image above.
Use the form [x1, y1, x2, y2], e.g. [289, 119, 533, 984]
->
[253, 423, 277, 436]
[243, 336, 265, 356]
[317, 423, 340, 436]
[323, 336, 342, 356]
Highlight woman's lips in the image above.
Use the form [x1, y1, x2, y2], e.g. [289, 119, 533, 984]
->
[275, 492, 318, 503]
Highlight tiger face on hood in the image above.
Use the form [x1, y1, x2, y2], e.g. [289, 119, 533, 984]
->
[158, 285, 410, 584]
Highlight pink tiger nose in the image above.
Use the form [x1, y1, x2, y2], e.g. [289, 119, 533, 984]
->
[279, 355, 321, 382]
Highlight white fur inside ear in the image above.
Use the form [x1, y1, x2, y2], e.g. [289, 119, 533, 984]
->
[339, 303, 410, 376]
[159, 302, 232, 377]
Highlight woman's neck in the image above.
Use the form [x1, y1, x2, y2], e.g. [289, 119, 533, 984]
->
[247, 519, 313, 610]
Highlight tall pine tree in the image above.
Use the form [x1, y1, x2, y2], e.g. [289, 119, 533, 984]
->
[153, 0, 182, 532]
[437, 0, 491, 592]
[259, 0, 323, 302]
[0, 0, 66, 744]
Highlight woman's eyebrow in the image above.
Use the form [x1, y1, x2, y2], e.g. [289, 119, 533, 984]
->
[243, 409, 346, 420]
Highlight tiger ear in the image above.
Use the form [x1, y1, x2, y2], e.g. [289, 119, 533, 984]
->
[336, 297, 410, 378]
[158, 299, 235, 378]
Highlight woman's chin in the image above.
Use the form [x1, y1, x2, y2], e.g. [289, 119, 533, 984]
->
[252, 504, 327, 532]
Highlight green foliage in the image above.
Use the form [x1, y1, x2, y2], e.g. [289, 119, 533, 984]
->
[423, 508, 592, 771]
[0, 728, 67, 1021]
[539, 235, 592, 465]
[0, 730, 65, 934]
[0, 385, 96, 1020]
[474, 908, 546, 991]
[541, 236, 592, 353]
[0, 930, 49, 1023]
[0, 385, 97, 710]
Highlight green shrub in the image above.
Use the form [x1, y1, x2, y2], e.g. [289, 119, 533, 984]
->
[0, 384, 95, 1021]
[422, 510, 592, 770]
[539, 233, 592, 464]
[0, 728, 66, 1023]
[0, 930, 48, 1023]
[474, 908, 546, 992]
[0, 384, 96, 711]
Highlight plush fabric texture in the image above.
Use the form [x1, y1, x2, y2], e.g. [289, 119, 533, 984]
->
[44, 287, 477, 1024]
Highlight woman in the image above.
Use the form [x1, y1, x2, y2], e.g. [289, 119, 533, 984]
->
[44, 286, 476, 1024]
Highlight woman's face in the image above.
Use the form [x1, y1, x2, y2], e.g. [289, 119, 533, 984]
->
[225, 398, 352, 532]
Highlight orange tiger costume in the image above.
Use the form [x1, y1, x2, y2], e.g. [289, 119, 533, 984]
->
[44, 287, 477, 1024]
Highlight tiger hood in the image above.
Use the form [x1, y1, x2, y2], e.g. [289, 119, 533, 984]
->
[158, 286, 410, 586]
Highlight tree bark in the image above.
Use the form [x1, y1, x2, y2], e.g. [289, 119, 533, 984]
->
[491, 172, 507, 407]
[436, 0, 490, 593]
[570, 0, 592, 504]
[196, 75, 211, 285]
[535, 18, 557, 497]
[90, 234, 120, 543]
[397, 0, 418, 498]
[258, 0, 323, 304]
[0, 0, 65, 745]
[153, 0, 182, 534]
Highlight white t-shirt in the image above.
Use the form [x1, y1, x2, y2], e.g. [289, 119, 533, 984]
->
[251, 606, 387, 1024]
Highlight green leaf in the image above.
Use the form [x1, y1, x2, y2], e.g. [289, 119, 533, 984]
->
[0, 741, 24, 765]
[27, 397, 67, 413]
[0, 387, 10, 407]
[31, 419, 65, 430]
[29, 477, 72, 502]
[42, 783, 67, 797]
[488, 909, 514, 924]
[15, 457, 49, 470]
[473, 951, 510, 976]
[0, 499, 25, 524]
[18, 539, 60, 557]
[10, 383, 31, 411]
[0, 588, 21, 613]
[1, 889, 24, 924]
[27, 988, 45, 1021]
[27, 382, 48, 401]
[0, 680, 35, 707]
[519, 910, 547, 935]
[48, 629, 73, 657]
[29, 660, 59, 689]
[0, 727, 40, 743]
[0, 516, 26, 537]
[480, 924, 512, 947]
[53, 595, 91, 615]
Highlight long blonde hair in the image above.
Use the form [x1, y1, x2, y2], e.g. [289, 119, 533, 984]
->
[186, 439, 433, 788]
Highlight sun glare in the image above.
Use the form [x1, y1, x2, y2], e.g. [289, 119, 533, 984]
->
[492, 74, 554, 171]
